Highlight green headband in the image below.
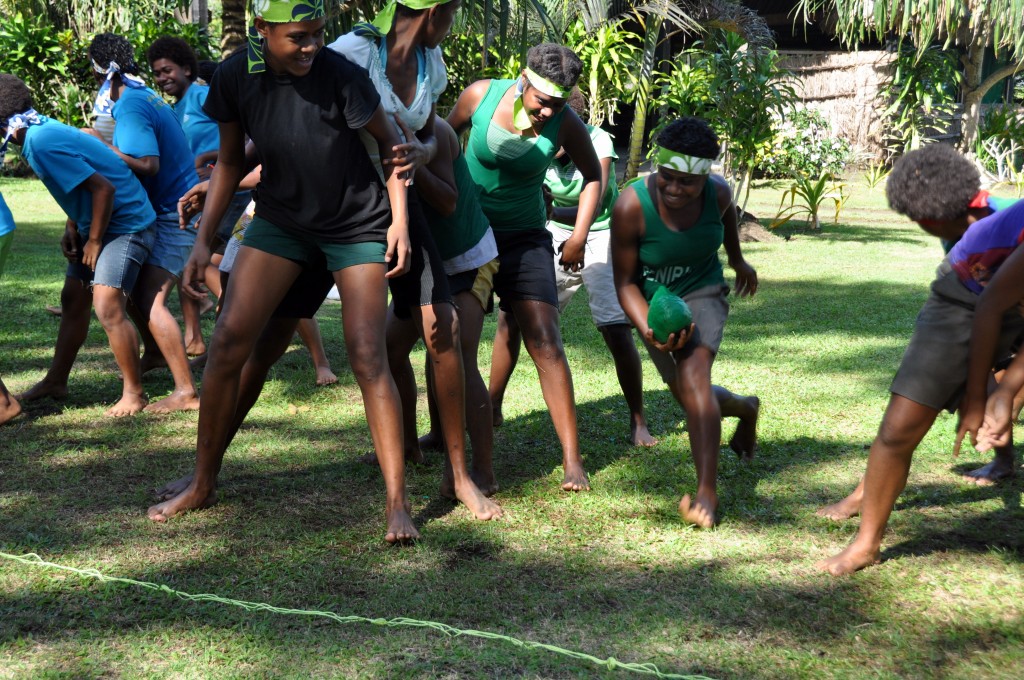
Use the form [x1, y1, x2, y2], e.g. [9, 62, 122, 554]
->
[512, 68, 570, 131]
[653, 145, 714, 175]
[370, 0, 453, 36]
[247, 0, 326, 74]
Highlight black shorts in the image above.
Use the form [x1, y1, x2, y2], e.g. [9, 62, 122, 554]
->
[493, 228, 558, 312]
[447, 268, 478, 297]
[389, 194, 452, 320]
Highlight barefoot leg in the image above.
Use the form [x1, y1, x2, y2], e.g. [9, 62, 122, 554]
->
[337, 265, 418, 542]
[148, 248, 301, 522]
[20, 277, 90, 402]
[512, 300, 589, 491]
[455, 291, 498, 496]
[670, 345, 720, 527]
[962, 444, 1017, 485]
[816, 395, 938, 575]
[414, 301, 501, 520]
[488, 308, 520, 427]
[0, 378, 22, 425]
[714, 386, 759, 460]
[296, 318, 337, 386]
[600, 323, 656, 446]
[92, 284, 147, 416]
[817, 477, 865, 520]
[180, 285, 207, 356]
[133, 267, 200, 413]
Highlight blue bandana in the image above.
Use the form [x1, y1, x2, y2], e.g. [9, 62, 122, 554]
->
[91, 59, 148, 90]
[1, 108, 48, 165]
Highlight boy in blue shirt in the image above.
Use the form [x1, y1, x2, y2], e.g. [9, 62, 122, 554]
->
[1, 73, 157, 416]
[85, 34, 202, 413]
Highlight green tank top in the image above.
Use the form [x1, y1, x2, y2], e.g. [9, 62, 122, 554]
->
[634, 176, 725, 299]
[422, 147, 490, 261]
[465, 79, 565, 232]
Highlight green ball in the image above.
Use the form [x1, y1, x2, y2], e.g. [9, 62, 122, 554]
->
[647, 287, 693, 343]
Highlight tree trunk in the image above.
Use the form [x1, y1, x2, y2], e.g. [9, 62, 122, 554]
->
[624, 15, 662, 181]
[221, 0, 247, 59]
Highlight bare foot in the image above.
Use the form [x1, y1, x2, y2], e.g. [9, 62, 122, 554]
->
[561, 459, 590, 492]
[147, 483, 217, 522]
[630, 421, 658, 447]
[679, 492, 718, 528]
[816, 489, 863, 521]
[385, 502, 419, 543]
[729, 396, 760, 461]
[144, 390, 200, 413]
[962, 458, 1016, 486]
[0, 396, 22, 425]
[470, 468, 499, 496]
[440, 476, 503, 520]
[140, 353, 168, 375]
[315, 365, 338, 386]
[815, 543, 881, 576]
[417, 431, 445, 453]
[155, 473, 195, 501]
[45, 304, 62, 316]
[18, 378, 68, 402]
[105, 393, 148, 417]
[185, 340, 207, 357]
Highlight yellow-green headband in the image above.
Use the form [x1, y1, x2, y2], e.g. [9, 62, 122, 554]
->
[653, 146, 714, 175]
[370, 0, 453, 35]
[523, 67, 569, 98]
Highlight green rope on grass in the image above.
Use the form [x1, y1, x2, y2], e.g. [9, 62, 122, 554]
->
[1, 552, 712, 679]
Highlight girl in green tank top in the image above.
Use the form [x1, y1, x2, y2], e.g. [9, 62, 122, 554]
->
[610, 117, 761, 530]
[446, 43, 600, 494]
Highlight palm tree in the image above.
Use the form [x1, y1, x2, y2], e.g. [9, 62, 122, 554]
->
[793, 0, 1024, 151]
[220, 0, 247, 57]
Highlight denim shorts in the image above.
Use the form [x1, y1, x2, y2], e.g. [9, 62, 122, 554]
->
[146, 211, 197, 278]
[67, 226, 155, 293]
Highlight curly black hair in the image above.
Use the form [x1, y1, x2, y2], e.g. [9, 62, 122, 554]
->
[0, 74, 33, 124]
[566, 87, 587, 118]
[526, 43, 583, 89]
[146, 36, 198, 81]
[88, 33, 140, 75]
[886, 144, 980, 221]
[655, 117, 720, 160]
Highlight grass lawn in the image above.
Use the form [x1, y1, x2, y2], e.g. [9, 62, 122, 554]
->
[1, 175, 1022, 678]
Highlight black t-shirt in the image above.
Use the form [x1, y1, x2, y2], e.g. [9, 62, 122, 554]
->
[204, 49, 391, 243]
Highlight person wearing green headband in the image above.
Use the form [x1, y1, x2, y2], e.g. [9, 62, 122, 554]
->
[611, 116, 760, 529]
[327, 0, 502, 521]
[447, 43, 601, 493]
[148, 2, 422, 544]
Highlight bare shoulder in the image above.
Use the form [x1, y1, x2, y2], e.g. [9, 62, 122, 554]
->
[710, 174, 734, 209]
[612, 181, 644, 233]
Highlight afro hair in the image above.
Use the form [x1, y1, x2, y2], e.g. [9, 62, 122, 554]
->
[526, 43, 583, 89]
[885, 144, 981, 221]
[655, 117, 720, 160]
[89, 33, 140, 75]
[146, 36, 199, 81]
[0, 74, 33, 124]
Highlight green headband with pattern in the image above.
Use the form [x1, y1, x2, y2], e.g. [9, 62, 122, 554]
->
[369, 0, 453, 36]
[247, 0, 326, 74]
[653, 145, 714, 175]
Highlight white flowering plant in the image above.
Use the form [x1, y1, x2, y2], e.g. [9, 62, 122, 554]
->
[757, 108, 850, 180]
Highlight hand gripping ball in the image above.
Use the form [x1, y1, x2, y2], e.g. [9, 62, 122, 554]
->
[647, 285, 693, 343]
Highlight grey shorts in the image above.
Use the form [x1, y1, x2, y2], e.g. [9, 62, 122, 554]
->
[643, 284, 730, 383]
[891, 267, 1024, 412]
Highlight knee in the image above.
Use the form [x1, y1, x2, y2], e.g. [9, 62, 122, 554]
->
[524, 325, 565, 361]
[348, 338, 389, 384]
[91, 291, 127, 328]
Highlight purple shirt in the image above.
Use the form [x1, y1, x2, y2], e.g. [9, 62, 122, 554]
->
[949, 199, 1024, 294]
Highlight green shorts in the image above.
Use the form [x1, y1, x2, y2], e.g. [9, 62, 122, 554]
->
[243, 215, 385, 271]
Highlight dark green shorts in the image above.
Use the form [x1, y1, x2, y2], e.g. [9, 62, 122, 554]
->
[243, 215, 385, 271]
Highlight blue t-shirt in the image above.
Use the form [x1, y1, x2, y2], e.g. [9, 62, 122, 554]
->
[0, 191, 14, 237]
[173, 83, 219, 157]
[21, 119, 156, 237]
[113, 87, 198, 214]
[949, 199, 1024, 294]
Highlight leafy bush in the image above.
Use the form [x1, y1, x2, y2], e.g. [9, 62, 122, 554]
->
[974, 105, 1024, 180]
[881, 44, 961, 156]
[438, 31, 505, 116]
[757, 108, 851, 179]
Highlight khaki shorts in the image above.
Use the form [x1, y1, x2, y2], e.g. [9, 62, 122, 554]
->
[643, 284, 731, 384]
[548, 224, 628, 327]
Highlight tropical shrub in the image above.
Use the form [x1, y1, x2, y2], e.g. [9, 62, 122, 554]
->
[771, 174, 849, 230]
[653, 30, 797, 213]
[974, 104, 1024, 181]
[881, 44, 961, 156]
[562, 17, 640, 126]
[757, 107, 850, 180]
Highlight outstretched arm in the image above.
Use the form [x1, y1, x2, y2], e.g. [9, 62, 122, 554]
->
[716, 175, 757, 297]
